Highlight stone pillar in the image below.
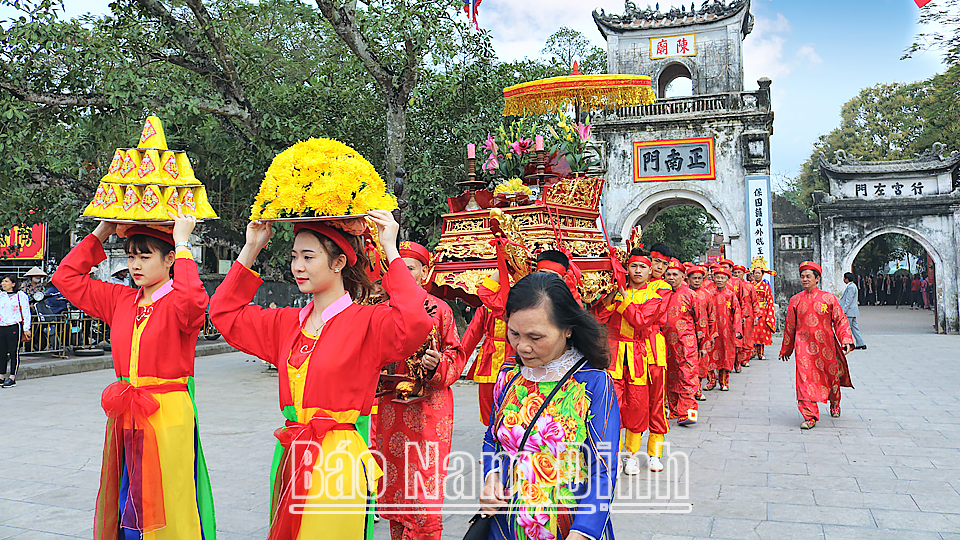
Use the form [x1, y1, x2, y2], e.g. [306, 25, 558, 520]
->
[945, 207, 960, 333]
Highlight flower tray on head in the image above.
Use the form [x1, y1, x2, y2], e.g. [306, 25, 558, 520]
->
[81, 116, 219, 222]
[249, 138, 397, 222]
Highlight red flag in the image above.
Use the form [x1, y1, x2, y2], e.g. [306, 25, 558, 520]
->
[915, 0, 931, 7]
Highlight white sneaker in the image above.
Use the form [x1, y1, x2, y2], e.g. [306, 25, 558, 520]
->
[648, 455, 664, 472]
[623, 456, 641, 475]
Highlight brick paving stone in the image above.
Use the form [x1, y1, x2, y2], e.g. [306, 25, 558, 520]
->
[1, 312, 958, 539]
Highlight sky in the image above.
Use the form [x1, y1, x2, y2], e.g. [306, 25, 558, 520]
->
[2, 0, 948, 188]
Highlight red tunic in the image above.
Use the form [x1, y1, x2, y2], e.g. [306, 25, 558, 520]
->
[663, 283, 699, 406]
[709, 286, 742, 371]
[376, 293, 464, 535]
[690, 286, 718, 378]
[779, 288, 855, 403]
[730, 277, 755, 348]
[702, 279, 717, 294]
[753, 279, 776, 346]
[466, 276, 516, 383]
[209, 258, 432, 539]
[593, 288, 662, 384]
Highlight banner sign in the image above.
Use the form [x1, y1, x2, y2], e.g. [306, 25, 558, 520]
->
[0, 224, 46, 261]
[745, 176, 773, 277]
[650, 34, 697, 59]
[633, 137, 715, 182]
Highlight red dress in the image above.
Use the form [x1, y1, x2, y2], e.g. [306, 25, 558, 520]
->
[752, 279, 776, 346]
[779, 288, 854, 411]
[690, 286, 718, 378]
[731, 277, 755, 354]
[663, 283, 700, 417]
[209, 258, 432, 540]
[709, 286, 742, 372]
[376, 293, 464, 538]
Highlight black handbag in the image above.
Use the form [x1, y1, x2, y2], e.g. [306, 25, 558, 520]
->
[463, 355, 589, 540]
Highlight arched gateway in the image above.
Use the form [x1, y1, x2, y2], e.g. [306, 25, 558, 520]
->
[592, 0, 774, 270]
[815, 145, 960, 334]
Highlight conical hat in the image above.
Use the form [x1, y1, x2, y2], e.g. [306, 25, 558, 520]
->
[175, 152, 199, 185]
[180, 187, 197, 217]
[161, 186, 181, 216]
[101, 185, 124, 219]
[83, 183, 108, 217]
[138, 116, 167, 149]
[193, 186, 218, 219]
[137, 149, 163, 184]
[117, 149, 141, 184]
[159, 151, 182, 185]
[23, 266, 47, 277]
[104, 149, 125, 183]
[140, 185, 166, 220]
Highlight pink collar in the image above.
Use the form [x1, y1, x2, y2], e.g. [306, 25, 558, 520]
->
[299, 292, 353, 326]
[136, 279, 174, 304]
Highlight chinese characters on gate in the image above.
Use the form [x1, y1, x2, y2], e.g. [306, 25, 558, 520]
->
[853, 181, 925, 198]
[650, 34, 697, 59]
[746, 176, 773, 275]
[632, 138, 716, 182]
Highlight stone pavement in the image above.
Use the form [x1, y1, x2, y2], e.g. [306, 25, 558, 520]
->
[1, 311, 958, 539]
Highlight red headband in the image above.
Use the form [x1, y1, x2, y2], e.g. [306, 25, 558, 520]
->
[123, 225, 174, 246]
[294, 222, 358, 265]
[536, 260, 568, 275]
[398, 241, 430, 265]
[799, 261, 822, 275]
[686, 266, 706, 276]
[628, 255, 651, 266]
[650, 251, 668, 262]
[714, 267, 732, 277]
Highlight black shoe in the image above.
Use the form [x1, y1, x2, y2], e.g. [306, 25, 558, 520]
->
[856, 345, 867, 350]
[1, 378, 15, 388]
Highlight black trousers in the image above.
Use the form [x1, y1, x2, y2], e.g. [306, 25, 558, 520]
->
[0, 323, 19, 377]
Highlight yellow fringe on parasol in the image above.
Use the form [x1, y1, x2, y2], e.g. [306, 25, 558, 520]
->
[503, 74, 656, 116]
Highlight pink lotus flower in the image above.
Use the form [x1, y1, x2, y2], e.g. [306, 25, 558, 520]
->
[535, 414, 567, 458]
[482, 133, 498, 155]
[497, 423, 544, 455]
[574, 123, 591, 141]
[516, 508, 555, 540]
[509, 138, 534, 156]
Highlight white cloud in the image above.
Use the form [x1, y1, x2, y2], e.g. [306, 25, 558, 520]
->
[743, 13, 792, 84]
[795, 44, 822, 65]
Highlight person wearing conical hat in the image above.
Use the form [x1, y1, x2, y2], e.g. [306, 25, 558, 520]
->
[779, 262, 855, 429]
[208, 211, 432, 540]
[52, 209, 217, 539]
[20, 266, 48, 299]
[377, 240, 464, 540]
[750, 261, 777, 360]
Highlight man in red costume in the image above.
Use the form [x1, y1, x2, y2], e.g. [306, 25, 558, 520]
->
[465, 250, 579, 425]
[779, 261, 855, 429]
[751, 264, 777, 360]
[702, 264, 719, 293]
[708, 266, 742, 391]
[642, 243, 674, 470]
[377, 241, 465, 540]
[594, 251, 663, 474]
[723, 260, 754, 371]
[662, 260, 701, 426]
[686, 265, 717, 402]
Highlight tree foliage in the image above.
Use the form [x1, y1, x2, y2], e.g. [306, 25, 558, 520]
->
[852, 234, 925, 277]
[541, 26, 606, 74]
[639, 205, 718, 263]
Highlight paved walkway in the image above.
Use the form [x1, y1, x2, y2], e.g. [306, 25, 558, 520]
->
[1, 327, 958, 539]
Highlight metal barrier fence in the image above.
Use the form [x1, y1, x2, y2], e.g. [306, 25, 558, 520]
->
[20, 311, 220, 357]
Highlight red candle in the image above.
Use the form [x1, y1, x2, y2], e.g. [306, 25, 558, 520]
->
[467, 143, 475, 158]
[535, 135, 544, 151]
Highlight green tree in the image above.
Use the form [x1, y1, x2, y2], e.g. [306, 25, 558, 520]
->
[639, 205, 718, 263]
[541, 27, 606, 74]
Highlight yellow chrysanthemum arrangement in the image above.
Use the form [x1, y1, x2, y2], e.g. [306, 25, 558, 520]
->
[250, 138, 397, 220]
[493, 178, 533, 195]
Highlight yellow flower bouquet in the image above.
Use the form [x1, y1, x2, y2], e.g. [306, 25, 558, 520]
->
[250, 138, 397, 220]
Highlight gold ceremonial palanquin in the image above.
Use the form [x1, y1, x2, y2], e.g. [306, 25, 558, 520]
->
[430, 176, 617, 305]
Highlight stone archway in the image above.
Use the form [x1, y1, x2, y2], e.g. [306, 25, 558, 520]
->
[839, 225, 948, 333]
[657, 61, 693, 97]
[617, 187, 738, 247]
